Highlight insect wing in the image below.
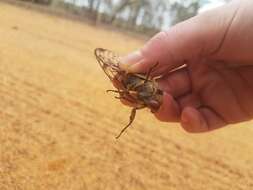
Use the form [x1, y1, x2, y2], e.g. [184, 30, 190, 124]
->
[94, 48, 120, 81]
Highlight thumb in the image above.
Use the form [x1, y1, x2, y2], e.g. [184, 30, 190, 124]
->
[120, 1, 239, 74]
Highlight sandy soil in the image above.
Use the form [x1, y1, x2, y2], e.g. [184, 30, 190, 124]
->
[0, 2, 253, 190]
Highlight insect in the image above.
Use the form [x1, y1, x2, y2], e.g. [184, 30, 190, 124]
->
[94, 48, 163, 139]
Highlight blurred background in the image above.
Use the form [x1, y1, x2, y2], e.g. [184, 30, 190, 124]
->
[20, 0, 230, 35]
[1, 0, 253, 190]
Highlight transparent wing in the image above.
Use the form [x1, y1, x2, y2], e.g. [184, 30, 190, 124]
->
[94, 48, 121, 81]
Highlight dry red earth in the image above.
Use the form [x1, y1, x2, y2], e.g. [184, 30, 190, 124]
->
[0, 1, 253, 190]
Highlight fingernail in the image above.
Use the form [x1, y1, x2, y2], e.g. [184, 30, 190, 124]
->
[120, 51, 143, 71]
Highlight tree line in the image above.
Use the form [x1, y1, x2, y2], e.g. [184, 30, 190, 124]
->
[20, 0, 229, 35]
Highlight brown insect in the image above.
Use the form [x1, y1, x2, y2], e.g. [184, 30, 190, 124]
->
[94, 48, 163, 139]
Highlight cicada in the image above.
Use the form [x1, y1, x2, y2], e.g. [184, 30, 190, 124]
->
[94, 48, 163, 139]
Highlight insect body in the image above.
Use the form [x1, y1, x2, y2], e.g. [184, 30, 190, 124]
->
[94, 48, 163, 139]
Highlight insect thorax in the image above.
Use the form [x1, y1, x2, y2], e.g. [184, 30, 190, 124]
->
[123, 74, 156, 97]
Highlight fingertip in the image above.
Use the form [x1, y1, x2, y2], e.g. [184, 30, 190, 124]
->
[180, 107, 209, 133]
[119, 30, 178, 74]
[119, 51, 144, 72]
[154, 93, 180, 122]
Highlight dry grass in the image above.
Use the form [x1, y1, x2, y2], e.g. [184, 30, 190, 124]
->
[0, 2, 253, 190]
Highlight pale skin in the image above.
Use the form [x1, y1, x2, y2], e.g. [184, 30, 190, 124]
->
[120, 0, 253, 133]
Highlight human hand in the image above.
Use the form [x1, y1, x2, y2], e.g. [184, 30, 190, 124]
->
[120, 0, 253, 133]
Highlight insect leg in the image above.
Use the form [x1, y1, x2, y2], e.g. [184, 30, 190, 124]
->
[115, 108, 137, 139]
[115, 106, 145, 139]
[106, 89, 121, 93]
[106, 89, 124, 99]
[107, 89, 135, 102]
[114, 95, 136, 105]
[144, 62, 159, 83]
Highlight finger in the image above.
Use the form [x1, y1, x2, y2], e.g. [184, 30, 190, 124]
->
[199, 107, 227, 131]
[158, 68, 191, 98]
[154, 93, 180, 122]
[218, 66, 253, 117]
[120, 1, 240, 74]
[180, 106, 227, 133]
[177, 93, 202, 110]
[181, 107, 208, 133]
